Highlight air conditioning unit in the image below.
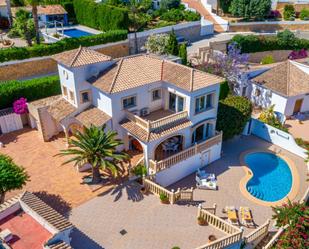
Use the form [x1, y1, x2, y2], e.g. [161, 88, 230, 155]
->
[140, 108, 150, 117]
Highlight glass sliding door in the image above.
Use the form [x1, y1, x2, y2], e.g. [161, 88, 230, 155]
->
[177, 96, 184, 112]
[169, 92, 176, 112]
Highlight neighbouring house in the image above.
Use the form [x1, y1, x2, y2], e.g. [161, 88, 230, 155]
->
[27, 47, 224, 186]
[0, 192, 73, 249]
[240, 60, 309, 117]
[273, 0, 309, 12]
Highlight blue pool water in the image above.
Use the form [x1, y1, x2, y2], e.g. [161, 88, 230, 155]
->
[63, 29, 94, 38]
[245, 152, 292, 202]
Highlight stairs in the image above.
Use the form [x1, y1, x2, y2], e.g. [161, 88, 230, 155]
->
[255, 232, 275, 249]
[247, 186, 265, 200]
[182, 0, 224, 32]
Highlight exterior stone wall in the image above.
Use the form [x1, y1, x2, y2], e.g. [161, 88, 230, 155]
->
[0, 40, 129, 81]
[128, 21, 203, 54]
[248, 50, 292, 63]
[229, 21, 309, 32]
[276, 2, 309, 12]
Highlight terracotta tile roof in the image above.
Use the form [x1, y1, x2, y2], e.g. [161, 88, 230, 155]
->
[89, 54, 224, 93]
[29, 95, 62, 109]
[37, 5, 67, 15]
[120, 118, 192, 142]
[52, 47, 111, 68]
[48, 241, 72, 249]
[0, 194, 22, 213]
[48, 98, 77, 122]
[252, 60, 309, 96]
[75, 106, 111, 127]
[20, 191, 73, 232]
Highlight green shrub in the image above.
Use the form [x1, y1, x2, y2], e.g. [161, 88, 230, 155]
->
[73, 0, 129, 31]
[230, 31, 309, 53]
[261, 55, 274, 64]
[132, 164, 147, 178]
[167, 30, 179, 56]
[283, 4, 295, 20]
[295, 138, 309, 149]
[178, 43, 187, 65]
[0, 76, 61, 109]
[300, 8, 309, 20]
[258, 105, 289, 132]
[216, 96, 252, 140]
[219, 81, 230, 100]
[0, 30, 127, 63]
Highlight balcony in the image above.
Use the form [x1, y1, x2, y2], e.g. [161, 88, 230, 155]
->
[149, 131, 223, 174]
[124, 109, 189, 132]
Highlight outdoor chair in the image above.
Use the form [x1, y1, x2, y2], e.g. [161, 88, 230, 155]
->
[225, 206, 239, 226]
[240, 206, 254, 227]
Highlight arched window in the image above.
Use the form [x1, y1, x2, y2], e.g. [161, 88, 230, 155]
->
[191, 123, 211, 144]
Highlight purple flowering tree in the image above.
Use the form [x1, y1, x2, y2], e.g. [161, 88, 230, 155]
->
[13, 97, 28, 115]
[196, 42, 249, 90]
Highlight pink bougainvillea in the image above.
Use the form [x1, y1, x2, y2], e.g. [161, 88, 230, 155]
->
[288, 49, 308, 60]
[13, 97, 28, 115]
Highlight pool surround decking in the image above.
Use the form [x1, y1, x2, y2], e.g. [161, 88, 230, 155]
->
[239, 149, 300, 207]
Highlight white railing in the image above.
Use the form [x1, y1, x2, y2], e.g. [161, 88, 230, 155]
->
[195, 204, 243, 249]
[263, 225, 289, 249]
[124, 110, 188, 132]
[244, 219, 271, 245]
[149, 131, 222, 173]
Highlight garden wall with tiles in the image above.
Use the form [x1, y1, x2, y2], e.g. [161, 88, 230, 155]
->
[0, 40, 129, 81]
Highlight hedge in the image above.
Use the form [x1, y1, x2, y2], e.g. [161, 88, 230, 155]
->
[216, 96, 252, 140]
[0, 29, 127, 63]
[73, 0, 129, 31]
[0, 76, 61, 109]
[231, 33, 309, 53]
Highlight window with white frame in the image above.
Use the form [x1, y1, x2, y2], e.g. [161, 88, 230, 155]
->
[195, 93, 213, 114]
[122, 95, 137, 109]
[80, 90, 91, 104]
[152, 89, 161, 101]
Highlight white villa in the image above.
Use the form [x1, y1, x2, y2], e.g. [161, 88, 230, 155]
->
[27, 47, 224, 186]
[240, 60, 309, 117]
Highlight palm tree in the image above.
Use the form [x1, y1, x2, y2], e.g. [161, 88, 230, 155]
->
[5, 0, 13, 27]
[56, 125, 128, 184]
[26, 0, 41, 44]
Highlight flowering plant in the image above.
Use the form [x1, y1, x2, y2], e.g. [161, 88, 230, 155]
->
[13, 97, 28, 115]
[289, 49, 308, 60]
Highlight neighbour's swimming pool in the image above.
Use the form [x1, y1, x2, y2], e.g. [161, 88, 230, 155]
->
[245, 152, 292, 202]
[63, 28, 95, 38]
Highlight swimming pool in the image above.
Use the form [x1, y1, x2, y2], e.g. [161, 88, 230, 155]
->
[244, 152, 292, 202]
[63, 28, 94, 38]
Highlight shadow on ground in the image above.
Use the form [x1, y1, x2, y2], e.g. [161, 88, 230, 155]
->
[70, 228, 104, 249]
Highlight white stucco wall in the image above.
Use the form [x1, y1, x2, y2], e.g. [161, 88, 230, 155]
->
[285, 94, 309, 116]
[155, 143, 222, 187]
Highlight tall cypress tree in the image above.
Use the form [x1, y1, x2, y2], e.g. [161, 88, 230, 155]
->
[167, 30, 179, 56]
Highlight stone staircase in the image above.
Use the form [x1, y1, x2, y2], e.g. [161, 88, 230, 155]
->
[182, 0, 224, 32]
[255, 232, 275, 249]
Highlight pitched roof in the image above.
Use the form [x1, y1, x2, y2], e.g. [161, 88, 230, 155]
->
[120, 118, 192, 142]
[48, 98, 77, 122]
[20, 191, 73, 232]
[88, 54, 224, 93]
[252, 60, 309, 96]
[48, 241, 72, 249]
[37, 5, 67, 15]
[29, 95, 62, 109]
[52, 47, 111, 68]
[75, 106, 111, 127]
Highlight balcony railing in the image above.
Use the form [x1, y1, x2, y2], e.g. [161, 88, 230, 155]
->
[149, 131, 223, 173]
[124, 110, 188, 132]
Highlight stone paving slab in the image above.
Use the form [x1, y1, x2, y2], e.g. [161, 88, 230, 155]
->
[69, 181, 225, 249]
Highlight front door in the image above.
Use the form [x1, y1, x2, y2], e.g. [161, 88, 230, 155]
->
[293, 98, 303, 114]
[201, 150, 210, 167]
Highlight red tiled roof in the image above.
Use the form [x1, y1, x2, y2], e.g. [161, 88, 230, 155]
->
[37, 5, 67, 15]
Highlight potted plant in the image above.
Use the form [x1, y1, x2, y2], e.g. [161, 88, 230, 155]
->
[197, 216, 207, 226]
[159, 193, 169, 204]
[208, 235, 217, 243]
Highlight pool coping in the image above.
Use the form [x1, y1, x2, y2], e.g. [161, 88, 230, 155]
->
[239, 149, 300, 207]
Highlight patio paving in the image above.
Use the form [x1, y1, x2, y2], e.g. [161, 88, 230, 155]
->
[69, 181, 225, 249]
[285, 117, 309, 141]
[169, 135, 309, 235]
[0, 128, 128, 213]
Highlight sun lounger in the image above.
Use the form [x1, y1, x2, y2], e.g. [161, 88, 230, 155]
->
[240, 206, 254, 227]
[226, 206, 239, 225]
